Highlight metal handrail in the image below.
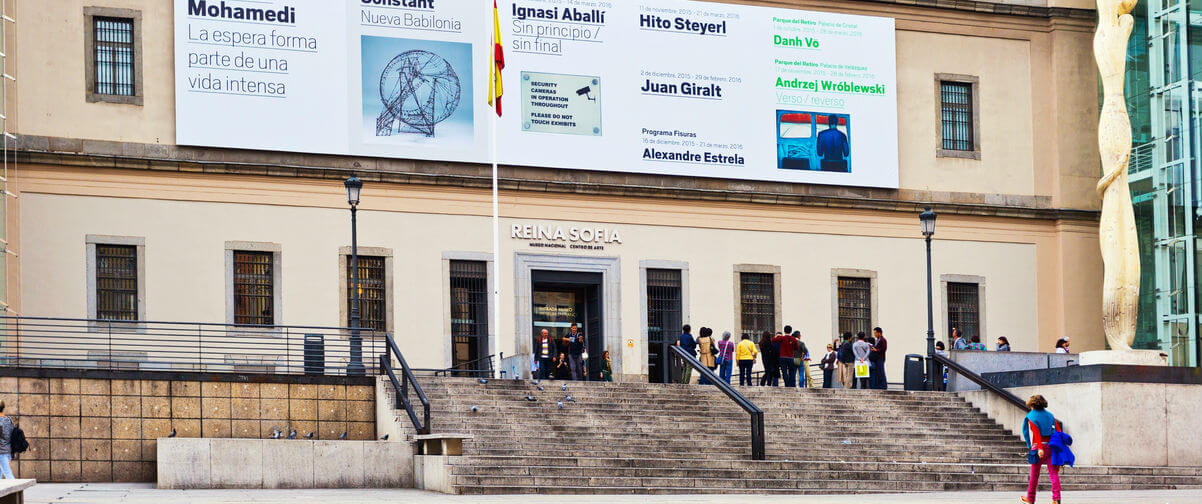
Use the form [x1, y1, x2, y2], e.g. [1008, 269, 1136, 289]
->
[2, 315, 365, 331]
[669, 346, 765, 460]
[380, 334, 431, 435]
[0, 316, 379, 376]
[930, 352, 1029, 413]
[412, 352, 500, 377]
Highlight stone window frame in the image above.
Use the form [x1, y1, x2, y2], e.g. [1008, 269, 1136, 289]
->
[224, 241, 282, 327]
[512, 253, 621, 379]
[338, 246, 394, 335]
[733, 264, 782, 341]
[84, 6, 144, 106]
[639, 260, 691, 380]
[935, 73, 981, 160]
[940, 274, 987, 344]
[441, 252, 496, 369]
[829, 268, 879, 338]
[85, 234, 146, 331]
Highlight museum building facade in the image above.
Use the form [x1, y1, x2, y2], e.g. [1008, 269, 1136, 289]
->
[0, 0, 1106, 382]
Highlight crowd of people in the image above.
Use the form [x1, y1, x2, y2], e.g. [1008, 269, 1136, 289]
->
[674, 324, 892, 390]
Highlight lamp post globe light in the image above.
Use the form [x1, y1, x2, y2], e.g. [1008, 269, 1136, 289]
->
[345, 175, 365, 376]
[919, 207, 938, 390]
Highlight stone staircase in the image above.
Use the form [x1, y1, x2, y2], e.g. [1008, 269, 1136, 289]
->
[386, 377, 1202, 494]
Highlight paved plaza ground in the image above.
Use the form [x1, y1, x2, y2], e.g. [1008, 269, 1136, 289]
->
[21, 484, 1202, 503]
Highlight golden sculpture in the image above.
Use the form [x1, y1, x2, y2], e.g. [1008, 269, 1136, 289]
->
[1094, 0, 1139, 351]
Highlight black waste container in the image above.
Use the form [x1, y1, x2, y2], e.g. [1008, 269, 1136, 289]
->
[304, 334, 325, 375]
[903, 354, 926, 391]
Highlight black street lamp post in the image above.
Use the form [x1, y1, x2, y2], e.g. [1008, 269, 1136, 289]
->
[920, 207, 938, 390]
[345, 175, 365, 376]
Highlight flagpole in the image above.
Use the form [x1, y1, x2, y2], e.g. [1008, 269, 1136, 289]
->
[491, 114, 500, 380]
[490, 5, 502, 380]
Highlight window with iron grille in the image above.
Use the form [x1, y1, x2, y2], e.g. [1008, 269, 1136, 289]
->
[740, 272, 775, 340]
[450, 260, 489, 369]
[94, 17, 135, 96]
[837, 277, 871, 336]
[95, 244, 137, 321]
[233, 251, 274, 326]
[346, 256, 386, 332]
[646, 269, 682, 383]
[947, 282, 980, 341]
[940, 81, 974, 151]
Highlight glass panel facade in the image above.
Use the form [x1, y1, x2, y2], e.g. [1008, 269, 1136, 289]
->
[1127, 0, 1201, 365]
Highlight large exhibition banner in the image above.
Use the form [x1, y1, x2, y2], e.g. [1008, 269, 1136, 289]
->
[174, 0, 898, 188]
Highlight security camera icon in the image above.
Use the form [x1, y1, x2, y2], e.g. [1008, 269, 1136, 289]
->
[576, 86, 596, 101]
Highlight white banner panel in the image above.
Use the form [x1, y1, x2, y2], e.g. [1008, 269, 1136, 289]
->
[174, 0, 898, 188]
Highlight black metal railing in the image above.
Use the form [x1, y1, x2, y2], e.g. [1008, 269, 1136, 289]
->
[669, 346, 765, 460]
[380, 334, 430, 435]
[0, 316, 380, 376]
[412, 352, 500, 378]
[930, 352, 1028, 412]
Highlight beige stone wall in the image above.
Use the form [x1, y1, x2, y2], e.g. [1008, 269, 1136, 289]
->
[0, 374, 376, 482]
[12, 164, 1103, 383]
[13, 0, 175, 144]
[962, 381, 1202, 467]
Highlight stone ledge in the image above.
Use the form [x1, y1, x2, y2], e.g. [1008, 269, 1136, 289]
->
[0, 365, 375, 387]
[984, 364, 1202, 387]
[851, 0, 1095, 18]
[13, 135, 1100, 222]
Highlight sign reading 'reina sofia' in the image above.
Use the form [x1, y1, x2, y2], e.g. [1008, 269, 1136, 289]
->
[511, 224, 623, 249]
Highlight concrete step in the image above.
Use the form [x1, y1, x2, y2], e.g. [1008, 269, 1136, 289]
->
[382, 377, 1202, 495]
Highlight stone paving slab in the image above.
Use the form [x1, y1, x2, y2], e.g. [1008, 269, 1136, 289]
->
[22, 483, 1202, 503]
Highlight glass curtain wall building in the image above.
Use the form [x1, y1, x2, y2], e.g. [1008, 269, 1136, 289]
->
[1128, 0, 1202, 366]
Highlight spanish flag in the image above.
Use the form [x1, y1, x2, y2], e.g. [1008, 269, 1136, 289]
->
[487, 0, 505, 117]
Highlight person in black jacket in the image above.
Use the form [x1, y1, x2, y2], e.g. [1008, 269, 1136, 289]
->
[837, 332, 855, 389]
[758, 331, 780, 387]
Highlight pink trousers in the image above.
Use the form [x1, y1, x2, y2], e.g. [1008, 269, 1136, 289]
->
[1027, 451, 1061, 502]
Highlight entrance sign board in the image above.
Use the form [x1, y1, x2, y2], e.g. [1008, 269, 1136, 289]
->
[174, 0, 898, 188]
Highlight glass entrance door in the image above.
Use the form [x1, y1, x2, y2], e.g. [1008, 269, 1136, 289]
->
[531, 270, 604, 381]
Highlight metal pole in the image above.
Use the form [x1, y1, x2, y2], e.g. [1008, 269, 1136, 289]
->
[348, 204, 364, 376]
[925, 235, 936, 390]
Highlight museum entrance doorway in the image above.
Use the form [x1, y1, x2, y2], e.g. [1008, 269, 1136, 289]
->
[531, 270, 604, 381]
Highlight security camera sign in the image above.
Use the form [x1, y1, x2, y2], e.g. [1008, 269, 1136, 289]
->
[520, 71, 603, 137]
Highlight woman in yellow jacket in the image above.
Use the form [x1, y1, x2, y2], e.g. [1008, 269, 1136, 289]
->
[735, 333, 759, 386]
[696, 327, 716, 385]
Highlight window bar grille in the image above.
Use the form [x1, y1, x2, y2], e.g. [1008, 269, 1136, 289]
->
[646, 269, 682, 383]
[94, 17, 134, 96]
[233, 251, 273, 326]
[947, 282, 980, 341]
[450, 260, 489, 370]
[346, 256, 386, 332]
[740, 272, 775, 340]
[95, 245, 137, 321]
[837, 277, 871, 336]
[940, 82, 973, 151]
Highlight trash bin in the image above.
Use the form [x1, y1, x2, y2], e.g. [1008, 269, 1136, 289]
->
[903, 354, 926, 391]
[304, 334, 325, 375]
